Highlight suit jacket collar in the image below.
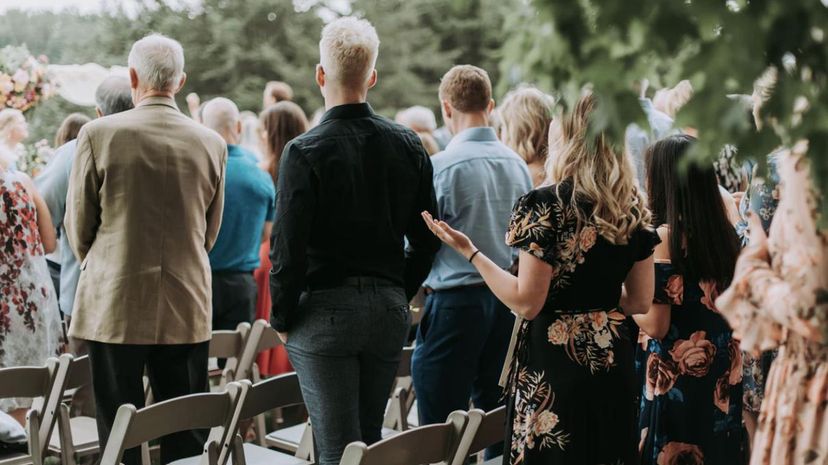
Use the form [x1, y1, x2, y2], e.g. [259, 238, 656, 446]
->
[136, 96, 179, 111]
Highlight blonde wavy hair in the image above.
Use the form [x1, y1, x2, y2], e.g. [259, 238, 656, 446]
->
[547, 93, 652, 244]
[499, 86, 554, 165]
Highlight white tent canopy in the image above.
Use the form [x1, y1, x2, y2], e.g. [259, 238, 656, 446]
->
[47, 63, 129, 107]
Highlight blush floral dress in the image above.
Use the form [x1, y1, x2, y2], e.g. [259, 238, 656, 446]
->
[716, 148, 828, 465]
[636, 262, 743, 465]
[0, 169, 63, 411]
[503, 182, 659, 465]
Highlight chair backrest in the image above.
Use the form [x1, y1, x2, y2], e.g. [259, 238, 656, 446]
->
[64, 355, 92, 391]
[0, 355, 70, 465]
[99, 382, 247, 465]
[339, 411, 468, 465]
[449, 406, 507, 465]
[209, 324, 249, 360]
[232, 319, 270, 381]
[255, 326, 282, 353]
[238, 373, 303, 420]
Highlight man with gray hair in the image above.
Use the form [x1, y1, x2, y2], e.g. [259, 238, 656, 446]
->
[65, 34, 226, 465]
[35, 75, 134, 418]
[201, 97, 274, 334]
[270, 16, 440, 465]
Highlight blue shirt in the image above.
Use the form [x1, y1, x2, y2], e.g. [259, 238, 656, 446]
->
[208, 145, 276, 272]
[423, 127, 533, 290]
[35, 139, 78, 315]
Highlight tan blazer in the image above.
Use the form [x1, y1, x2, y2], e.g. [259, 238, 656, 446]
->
[65, 96, 226, 344]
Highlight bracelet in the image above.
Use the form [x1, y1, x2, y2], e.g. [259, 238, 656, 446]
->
[468, 249, 481, 263]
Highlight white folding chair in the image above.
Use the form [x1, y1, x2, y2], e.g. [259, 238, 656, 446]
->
[338, 411, 468, 465]
[0, 355, 69, 465]
[99, 382, 246, 465]
[449, 406, 507, 465]
[227, 373, 313, 465]
[49, 355, 100, 465]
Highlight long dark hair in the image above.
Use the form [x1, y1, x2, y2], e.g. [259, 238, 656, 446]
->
[646, 134, 739, 286]
[260, 101, 309, 186]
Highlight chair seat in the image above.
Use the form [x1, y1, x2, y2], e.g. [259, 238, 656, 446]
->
[49, 415, 100, 454]
[0, 450, 31, 465]
[236, 443, 311, 465]
[483, 456, 503, 465]
[264, 423, 305, 452]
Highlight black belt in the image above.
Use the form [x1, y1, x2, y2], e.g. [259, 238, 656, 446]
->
[308, 276, 400, 291]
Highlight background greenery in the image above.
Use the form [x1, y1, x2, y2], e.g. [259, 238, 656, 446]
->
[2, 0, 826, 220]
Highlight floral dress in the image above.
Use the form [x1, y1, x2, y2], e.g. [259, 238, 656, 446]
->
[0, 169, 63, 411]
[503, 183, 659, 465]
[636, 263, 743, 465]
[716, 147, 828, 465]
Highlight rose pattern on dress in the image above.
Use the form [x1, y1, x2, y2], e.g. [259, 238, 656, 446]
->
[546, 310, 626, 374]
[656, 442, 704, 465]
[669, 331, 717, 377]
[699, 280, 720, 312]
[645, 352, 679, 400]
[664, 275, 684, 305]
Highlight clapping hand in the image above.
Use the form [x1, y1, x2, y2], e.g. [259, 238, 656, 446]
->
[421, 211, 475, 259]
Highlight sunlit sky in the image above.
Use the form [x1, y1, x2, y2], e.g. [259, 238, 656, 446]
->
[0, 0, 350, 16]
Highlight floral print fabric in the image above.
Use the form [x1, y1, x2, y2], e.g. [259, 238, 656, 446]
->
[636, 263, 743, 465]
[0, 170, 63, 411]
[504, 184, 659, 465]
[716, 149, 828, 465]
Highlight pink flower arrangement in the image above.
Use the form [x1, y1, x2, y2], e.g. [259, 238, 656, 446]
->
[0, 46, 56, 113]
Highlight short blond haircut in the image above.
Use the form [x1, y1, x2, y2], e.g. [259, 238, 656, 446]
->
[439, 65, 491, 113]
[319, 17, 379, 87]
[499, 87, 554, 164]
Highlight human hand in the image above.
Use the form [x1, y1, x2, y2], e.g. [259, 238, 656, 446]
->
[186, 92, 201, 109]
[421, 211, 475, 259]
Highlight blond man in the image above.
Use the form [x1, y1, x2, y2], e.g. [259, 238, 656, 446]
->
[269, 17, 439, 465]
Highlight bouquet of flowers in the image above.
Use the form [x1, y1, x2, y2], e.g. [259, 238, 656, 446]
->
[18, 139, 54, 177]
[0, 45, 56, 112]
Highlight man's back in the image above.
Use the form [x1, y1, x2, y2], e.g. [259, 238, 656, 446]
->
[424, 127, 533, 290]
[65, 96, 226, 344]
[270, 102, 439, 330]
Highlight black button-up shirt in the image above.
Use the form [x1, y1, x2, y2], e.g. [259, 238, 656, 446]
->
[269, 103, 440, 331]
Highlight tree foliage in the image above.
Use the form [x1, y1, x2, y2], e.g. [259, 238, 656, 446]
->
[502, 0, 828, 221]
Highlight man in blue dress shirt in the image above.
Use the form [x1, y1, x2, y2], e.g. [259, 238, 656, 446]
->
[201, 97, 275, 331]
[412, 65, 533, 447]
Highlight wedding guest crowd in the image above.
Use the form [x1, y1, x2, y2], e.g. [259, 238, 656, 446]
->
[1, 13, 826, 465]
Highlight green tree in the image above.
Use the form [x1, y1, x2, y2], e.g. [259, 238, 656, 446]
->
[502, 0, 828, 221]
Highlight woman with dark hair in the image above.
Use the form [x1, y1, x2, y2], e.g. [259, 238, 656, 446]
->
[54, 113, 91, 148]
[253, 101, 308, 376]
[635, 134, 743, 465]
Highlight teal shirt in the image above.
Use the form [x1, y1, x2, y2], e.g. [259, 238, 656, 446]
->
[208, 145, 276, 272]
[423, 127, 533, 290]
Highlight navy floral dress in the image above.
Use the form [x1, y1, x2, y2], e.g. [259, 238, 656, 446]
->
[636, 262, 743, 465]
[504, 183, 659, 465]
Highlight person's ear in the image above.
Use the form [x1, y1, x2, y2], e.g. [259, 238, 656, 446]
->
[487, 99, 495, 114]
[441, 100, 453, 121]
[95, 107, 104, 118]
[367, 69, 378, 89]
[175, 73, 188, 93]
[236, 120, 242, 136]
[315, 64, 325, 89]
[128, 68, 140, 90]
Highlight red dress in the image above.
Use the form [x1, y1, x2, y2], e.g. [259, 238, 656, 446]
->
[253, 241, 292, 375]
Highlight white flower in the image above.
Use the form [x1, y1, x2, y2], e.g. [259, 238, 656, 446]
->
[594, 330, 613, 349]
[532, 410, 560, 435]
[547, 320, 569, 345]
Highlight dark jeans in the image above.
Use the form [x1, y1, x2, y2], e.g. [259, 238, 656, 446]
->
[285, 278, 411, 465]
[211, 271, 257, 331]
[411, 286, 513, 458]
[46, 259, 60, 303]
[87, 341, 210, 465]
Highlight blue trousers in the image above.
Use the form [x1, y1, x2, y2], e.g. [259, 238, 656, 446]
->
[412, 286, 513, 456]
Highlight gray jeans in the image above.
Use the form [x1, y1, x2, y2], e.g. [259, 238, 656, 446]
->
[285, 279, 411, 465]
